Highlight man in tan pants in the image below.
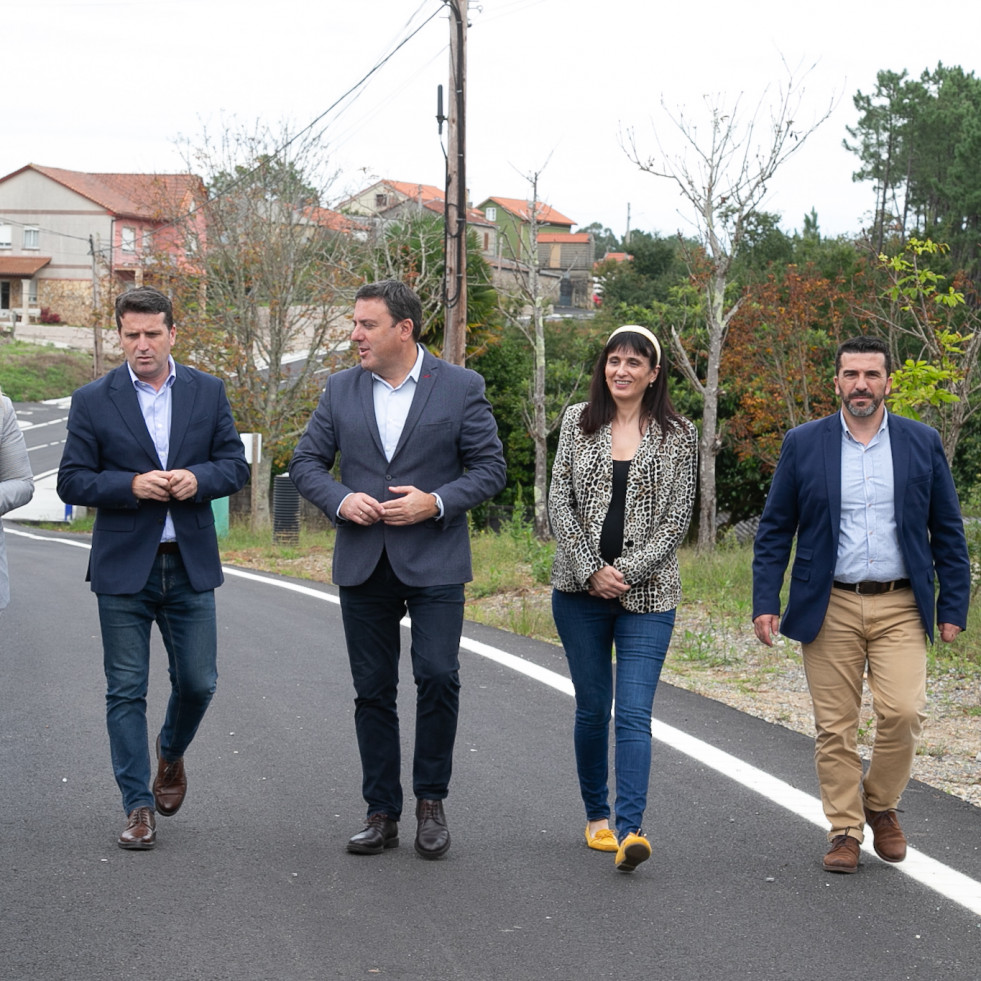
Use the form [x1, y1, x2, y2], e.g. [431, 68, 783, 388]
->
[751, 336, 970, 873]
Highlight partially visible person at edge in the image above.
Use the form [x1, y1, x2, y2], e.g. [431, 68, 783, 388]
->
[752, 335, 970, 874]
[0, 384, 35, 611]
[57, 287, 249, 851]
[289, 279, 506, 861]
[548, 325, 697, 873]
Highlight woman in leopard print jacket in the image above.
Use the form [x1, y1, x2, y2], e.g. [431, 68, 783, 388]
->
[548, 326, 697, 872]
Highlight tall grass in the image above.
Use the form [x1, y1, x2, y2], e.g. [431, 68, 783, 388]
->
[42, 512, 980, 674]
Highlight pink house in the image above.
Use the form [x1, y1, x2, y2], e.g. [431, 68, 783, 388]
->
[0, 164, 206, 326]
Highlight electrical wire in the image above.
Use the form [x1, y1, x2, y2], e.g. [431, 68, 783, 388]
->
[2, 3, 445, 256]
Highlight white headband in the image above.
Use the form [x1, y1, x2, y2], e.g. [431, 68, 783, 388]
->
[607, 325, 661, 367]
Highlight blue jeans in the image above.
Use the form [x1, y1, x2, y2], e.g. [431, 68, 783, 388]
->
[552, 589, 675, 839]
[97, 553, 217, 814]
[339, 552, 464, 821]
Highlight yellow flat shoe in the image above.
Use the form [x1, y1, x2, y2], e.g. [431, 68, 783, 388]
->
[585, 825, 619, 852]
[615, 832, 651, 871]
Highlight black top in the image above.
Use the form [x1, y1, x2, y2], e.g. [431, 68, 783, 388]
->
[599, 459, 631, 563]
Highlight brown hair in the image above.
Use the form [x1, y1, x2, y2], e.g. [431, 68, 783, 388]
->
[579, 329, 684, 440]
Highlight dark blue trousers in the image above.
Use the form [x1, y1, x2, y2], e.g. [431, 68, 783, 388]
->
[339, 551, 464, 821]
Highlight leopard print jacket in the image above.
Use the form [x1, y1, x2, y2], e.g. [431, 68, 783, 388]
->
[548, 402, 698, 613]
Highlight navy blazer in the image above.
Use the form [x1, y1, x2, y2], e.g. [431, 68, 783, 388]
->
[752, 411, 970, 643]
[289, 347, 506, 588]
[57, 363, 249, 595]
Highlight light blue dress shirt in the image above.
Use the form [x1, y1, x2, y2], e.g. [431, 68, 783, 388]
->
[129, 357, 177, 543]
[835, 408, 909, 583]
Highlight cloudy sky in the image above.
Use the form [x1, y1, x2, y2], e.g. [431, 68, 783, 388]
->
[6, 0, 978, 240]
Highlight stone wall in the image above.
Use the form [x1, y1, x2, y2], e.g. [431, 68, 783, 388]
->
[37, 279, 94, 327]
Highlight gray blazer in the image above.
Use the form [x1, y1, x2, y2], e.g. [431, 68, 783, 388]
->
[290, 347, 506, 587]
[0, 394, 35, 610]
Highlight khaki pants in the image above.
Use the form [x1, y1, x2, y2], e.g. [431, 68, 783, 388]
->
[801, 587, 926, 842]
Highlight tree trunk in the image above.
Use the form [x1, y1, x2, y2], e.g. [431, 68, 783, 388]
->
[697, 272, 725, 550]
[532, 295, 549, 540]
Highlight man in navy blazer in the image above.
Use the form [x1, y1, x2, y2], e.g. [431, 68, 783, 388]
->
[290, 279, 505, 860]
[58, 287, 249, 850]
[753, 335, 969, 873]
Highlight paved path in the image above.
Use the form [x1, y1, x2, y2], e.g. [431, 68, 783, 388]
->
[2, 527, 980, 981]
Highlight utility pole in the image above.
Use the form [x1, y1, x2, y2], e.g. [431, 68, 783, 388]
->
[89, 235, 104, 378]
[442, 0, 467, 365]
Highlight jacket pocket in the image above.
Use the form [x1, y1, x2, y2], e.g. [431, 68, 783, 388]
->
[791, 546, 812, 582]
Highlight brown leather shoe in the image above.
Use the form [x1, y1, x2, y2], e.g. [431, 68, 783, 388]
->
[823, 834, 860, 873]
[118, 807, 156, 850]
[414, 799, 450, 859]
[153, 736, 187, 816]
[347, 814, 399, 854]
[864, 806, 907, 863]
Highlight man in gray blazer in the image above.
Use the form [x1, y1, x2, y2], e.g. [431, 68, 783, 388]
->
[58, 287, 249, 851]
[0, 388, 35, 611]
[290, 280, 505, 859]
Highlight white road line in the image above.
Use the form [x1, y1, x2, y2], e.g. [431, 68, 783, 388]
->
[17, 416, 69, 431]
[11, 530, 981, 918]
[7, 527, 91, 548]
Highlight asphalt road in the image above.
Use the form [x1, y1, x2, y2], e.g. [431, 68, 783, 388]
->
[5, 399, 73, 523]
[2, 527, 980, 981]
[9, 399, 69, 474]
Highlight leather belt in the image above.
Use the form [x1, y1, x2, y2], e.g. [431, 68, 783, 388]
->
[833, 578, 910, 595]
[157, 541, 180, 555]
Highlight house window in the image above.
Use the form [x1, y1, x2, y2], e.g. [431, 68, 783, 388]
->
[0, 225, 12, 249]
[483, 232, 489, 251]
[375, 193, 388, 208]
[485, 207, 497, 221]
[121, 226, 136, 253]
[23, 227, 40, 250]
[28, 280, 38, 305]
[142, 230, 154, 254]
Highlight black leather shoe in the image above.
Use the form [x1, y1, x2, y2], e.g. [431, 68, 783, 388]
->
[414, 799, 450, 859]
[347, 813, 399, 855]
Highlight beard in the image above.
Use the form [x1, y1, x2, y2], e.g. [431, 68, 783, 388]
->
[843, 391, 881, 418]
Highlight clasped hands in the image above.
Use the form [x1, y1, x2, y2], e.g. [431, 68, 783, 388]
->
[587, 564, 630, 599]
[132, 469, 198, 502]
[341, 486, 439, 526]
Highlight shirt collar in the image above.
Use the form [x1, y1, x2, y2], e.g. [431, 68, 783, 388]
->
[372, 344, 424, 390]
[127, 356, 177, 391]
[839, 405, 889, 442]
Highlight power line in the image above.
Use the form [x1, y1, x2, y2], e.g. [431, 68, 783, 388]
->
[3, 5, 445, 256]
[153, 5, 445, 236]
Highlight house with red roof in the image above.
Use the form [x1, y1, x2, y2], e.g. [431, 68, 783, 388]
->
[478, 196, 595, 307]
[335, 178, 498, 255]
[335, 179, 447, 217]
[0, 164, 206, 326]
